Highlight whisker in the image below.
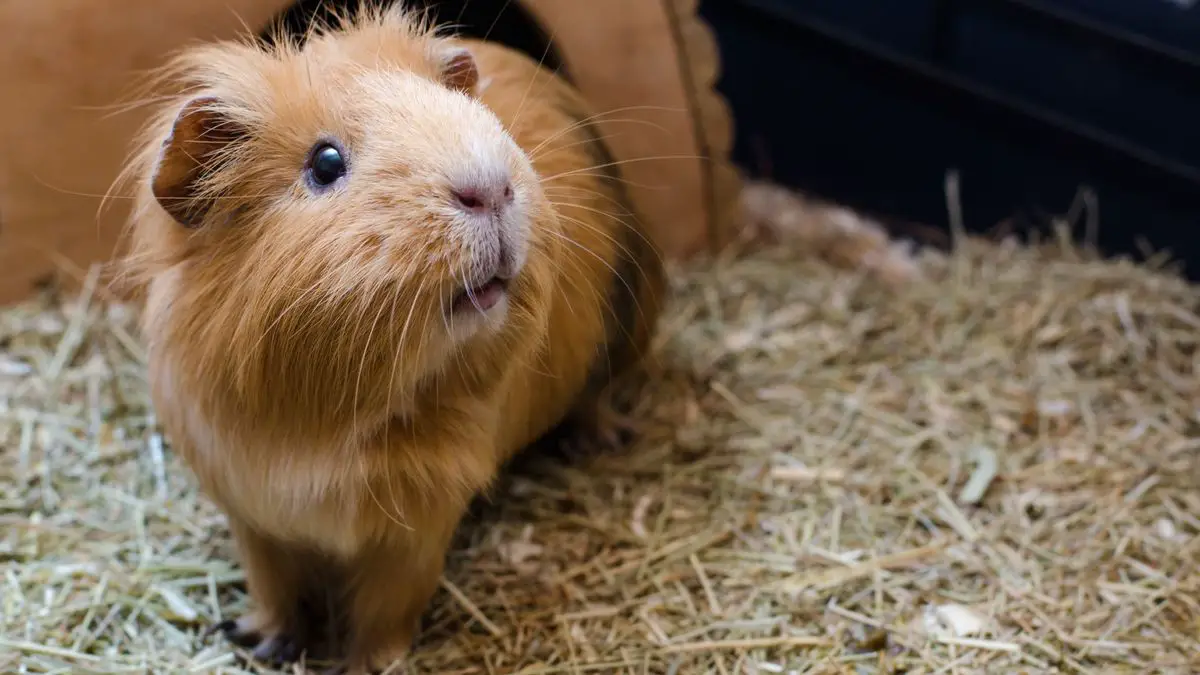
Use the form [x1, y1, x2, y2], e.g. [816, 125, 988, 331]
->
[543, 224, 651, 352]
[527, 126, 668, 174]
[448, 271, 473, 387]
[550, 211, 659, 315]
[507, 17, 563, 140]
[376, 235, 406, 525]
[539, 153, 710, 185]
[350, 281, 392, 438]
[238, 275, 329, 381]
[480, 0, 516, 46]
[547, 199, 664, 268]
[526, 113, 675, 162]
[385, 266, 430, 420]
[379, 272, 431, 531]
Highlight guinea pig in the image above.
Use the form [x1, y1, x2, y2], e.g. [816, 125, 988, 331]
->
[117, 6, 665, 673]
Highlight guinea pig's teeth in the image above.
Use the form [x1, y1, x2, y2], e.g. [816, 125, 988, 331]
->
[451, 277, 507, 313]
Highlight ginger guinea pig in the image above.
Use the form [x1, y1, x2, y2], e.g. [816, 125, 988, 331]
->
[119, 7, 664, 673]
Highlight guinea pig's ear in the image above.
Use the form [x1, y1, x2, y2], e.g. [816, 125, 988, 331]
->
[438, 46, 480, 95]
[151, 96, 245, 228]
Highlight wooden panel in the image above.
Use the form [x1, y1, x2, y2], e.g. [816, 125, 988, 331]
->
[0, 0, 296, 304]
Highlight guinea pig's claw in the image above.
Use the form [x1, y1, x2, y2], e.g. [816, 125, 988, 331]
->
[203, 619, 237, 640]
[205, 617, 304, 666]
[205, 618, 260, 649]
[250, 633, 302, 664]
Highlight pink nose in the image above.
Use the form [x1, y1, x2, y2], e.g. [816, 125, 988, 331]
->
[452, 180, 514, 214]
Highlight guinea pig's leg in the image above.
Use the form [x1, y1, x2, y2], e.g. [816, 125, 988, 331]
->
[341, 507, 466, 674]
[215, 518, 316, 665]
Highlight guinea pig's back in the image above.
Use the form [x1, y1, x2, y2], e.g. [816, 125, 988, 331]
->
[464, 40, 665, 456]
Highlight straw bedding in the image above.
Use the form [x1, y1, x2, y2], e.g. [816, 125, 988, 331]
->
[2, 200, 1198, 674]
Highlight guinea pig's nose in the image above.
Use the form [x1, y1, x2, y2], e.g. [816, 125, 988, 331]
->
[451, 179, 514, 215]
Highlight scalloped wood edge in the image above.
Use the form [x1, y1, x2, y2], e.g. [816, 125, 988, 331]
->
[663, 0, 744, 255]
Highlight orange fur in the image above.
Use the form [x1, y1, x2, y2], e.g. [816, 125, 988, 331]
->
[120, 6, 664, 673]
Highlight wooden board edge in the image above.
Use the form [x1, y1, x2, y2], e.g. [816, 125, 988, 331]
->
[665, 0, 745, 256]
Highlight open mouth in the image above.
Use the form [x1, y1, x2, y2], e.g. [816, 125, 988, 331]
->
[451, 277, 508, 314]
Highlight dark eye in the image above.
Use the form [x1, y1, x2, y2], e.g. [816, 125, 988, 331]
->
[307, 143, 347, 187]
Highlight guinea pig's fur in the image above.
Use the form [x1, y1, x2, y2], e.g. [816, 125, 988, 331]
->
[119, 6, 664, 672]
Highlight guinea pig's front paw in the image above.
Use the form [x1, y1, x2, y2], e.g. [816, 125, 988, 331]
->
[207, 615, 305, 666]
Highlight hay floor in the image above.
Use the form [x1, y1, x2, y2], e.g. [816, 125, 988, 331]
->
[2, 230, 1199, 674]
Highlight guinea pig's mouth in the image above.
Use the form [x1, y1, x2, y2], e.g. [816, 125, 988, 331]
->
[451, 277, 509, 314]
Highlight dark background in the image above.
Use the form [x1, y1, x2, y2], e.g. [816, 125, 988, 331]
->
[270, 0, 1200, 276]
[699, 0, 1200, 276]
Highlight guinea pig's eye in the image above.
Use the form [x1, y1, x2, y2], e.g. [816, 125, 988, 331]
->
[307, 142, 347, 188]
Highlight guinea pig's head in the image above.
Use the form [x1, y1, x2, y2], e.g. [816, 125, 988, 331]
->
[125, 9, 559, 432]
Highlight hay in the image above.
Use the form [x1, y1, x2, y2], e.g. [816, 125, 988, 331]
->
[2, 215, 1200, 674]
